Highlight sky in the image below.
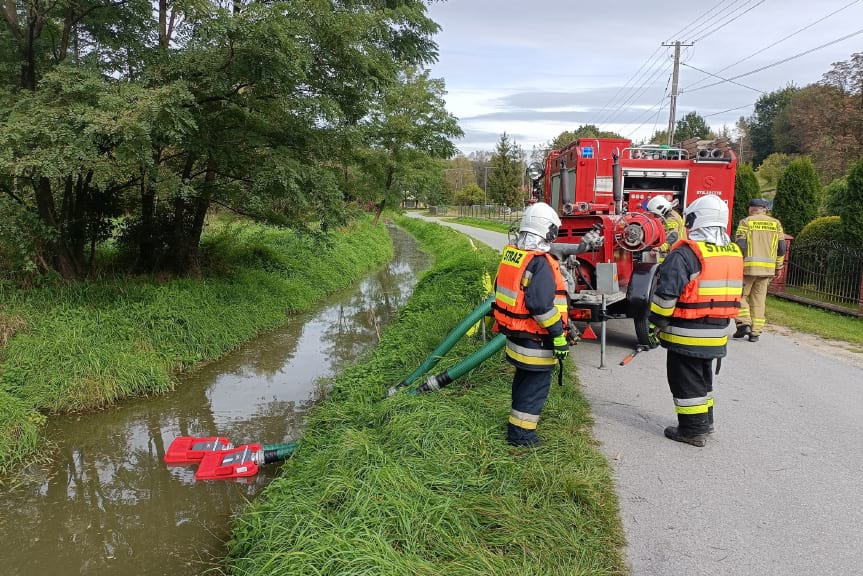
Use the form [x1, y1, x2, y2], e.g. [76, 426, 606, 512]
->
[425, 0, 863, 155]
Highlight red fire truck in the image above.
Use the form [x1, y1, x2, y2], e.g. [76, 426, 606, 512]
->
[528, 137, 738, 346]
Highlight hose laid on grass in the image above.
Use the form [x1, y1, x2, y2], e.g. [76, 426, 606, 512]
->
[412, 333, 506, 394]
[387, 295, 495, 396]
[259, 442, 299, 464]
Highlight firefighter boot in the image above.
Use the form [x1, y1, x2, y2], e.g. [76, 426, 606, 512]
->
[664, 426, 707, 447]
[733, 324, 751, 339]
[748, 333, 760, 342]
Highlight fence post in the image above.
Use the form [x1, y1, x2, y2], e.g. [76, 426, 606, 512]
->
[769, 234, 793, 294]
[858, 270, 863, 316]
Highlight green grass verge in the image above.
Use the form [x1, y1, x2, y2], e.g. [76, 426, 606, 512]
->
[0, 217, 393, 474]
[225, 216, 626, 576]
[449, 216, 514, 234]
[767, 296, 863, 347]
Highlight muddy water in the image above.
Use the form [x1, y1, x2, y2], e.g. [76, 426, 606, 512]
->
[0, 226, 430, 576]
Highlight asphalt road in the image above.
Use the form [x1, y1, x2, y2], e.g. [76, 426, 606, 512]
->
[405, 212, 863, 576]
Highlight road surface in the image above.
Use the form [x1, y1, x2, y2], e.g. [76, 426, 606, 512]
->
[406, 212, 863, 576]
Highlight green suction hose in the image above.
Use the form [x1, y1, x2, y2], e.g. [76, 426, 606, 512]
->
[412, 333, 506, 394]
[259, 442, 299, 464]
[387, 296, 495, 396]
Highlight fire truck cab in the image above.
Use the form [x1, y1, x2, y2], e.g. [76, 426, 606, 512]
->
[534, 137, 737, 346]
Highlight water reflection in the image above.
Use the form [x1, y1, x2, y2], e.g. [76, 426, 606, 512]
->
[0, 226, 430, 576]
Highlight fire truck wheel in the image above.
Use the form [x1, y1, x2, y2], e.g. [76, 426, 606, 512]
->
[633, 314, 653, 347]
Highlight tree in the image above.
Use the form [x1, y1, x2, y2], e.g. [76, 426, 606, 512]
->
[360, 68, 462, 225]
[748, 86, 798, 167]
[838, 158, 863, 246]
[673, 111, 714, 143]
[647, 129, 668, 145]
[487, 133, 523, 207]
[444, 156, 476, 194]
[773, 157, 821, 236]
[733, 163, 759, 230]
[755, 153, 795, 189]
[453, 183, 484, 206]
[546, 124, 623, 151]
[821, 177, 848, 216]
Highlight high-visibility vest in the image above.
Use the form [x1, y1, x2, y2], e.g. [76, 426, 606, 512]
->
[493, 245, 568, 337]
[735, 215, 785, 276]
[672, 240, 744, 320]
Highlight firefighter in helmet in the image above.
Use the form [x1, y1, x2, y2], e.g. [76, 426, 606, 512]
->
[648, 195, 744, 447]
[733, 198, 786, 342]
[492, 202, 601, 446]
[646, 196, 687, 260]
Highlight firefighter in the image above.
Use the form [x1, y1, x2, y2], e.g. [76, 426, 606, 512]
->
[646, 196, 687, 260]
[492, 202, 601, 447]
[733, 198, 786, 343]
[648, 195, 743, 447]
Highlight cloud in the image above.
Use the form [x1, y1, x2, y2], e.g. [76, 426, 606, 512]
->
[428, 0, 863, 153]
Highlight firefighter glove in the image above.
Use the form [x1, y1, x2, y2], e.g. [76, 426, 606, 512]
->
[580, 229, 604, 251]
[553, 334, 569, 360]
[647, 323, 660, 349]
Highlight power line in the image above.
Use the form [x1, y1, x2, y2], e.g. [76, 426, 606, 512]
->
[692, 0, 769, 42]
[601, 59, 673, 128]
[595, 1, 755, 128]
[682, 0, 749, 42]
[703, 103, 755, 118]
[681, 27, 863, 94]
[594, 48, 666, 126]
[683, 0, 862, 91]
[681, 62, 765, 93]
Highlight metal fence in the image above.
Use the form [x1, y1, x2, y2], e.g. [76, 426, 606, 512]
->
[427, 204, 524, 223]
[780, 239, 863, 315]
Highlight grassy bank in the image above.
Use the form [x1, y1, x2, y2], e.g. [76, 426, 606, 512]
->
[225, 216, 626, 576]
[449, 216, 512, 234]
[0, 217, 393, 473]
[767, 296, 863, 347]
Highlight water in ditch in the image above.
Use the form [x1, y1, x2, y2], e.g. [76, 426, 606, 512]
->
[0, 225, 431, 576]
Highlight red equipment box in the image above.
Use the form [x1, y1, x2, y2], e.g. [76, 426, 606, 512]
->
[194, 443, 262, 481]
[164, 436, 233, 464]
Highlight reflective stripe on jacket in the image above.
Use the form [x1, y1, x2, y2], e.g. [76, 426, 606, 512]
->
[660, 209, 687, 253]
[735, 215, 785, 276]
[672, 240, 743, 320]
[650, 240, 743, 358]
[493, 245, 568, 368]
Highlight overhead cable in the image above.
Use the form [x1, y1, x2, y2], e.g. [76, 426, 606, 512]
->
[681, 27, 863, 94]
[681, 62, 765, 93]
[682, 0, 750, 43]
[683, 0, 862, 91]
[692, 0, 769, 42]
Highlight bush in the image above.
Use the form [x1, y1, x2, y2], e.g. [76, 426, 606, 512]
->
[821, 177, 847, 216]
[733, 163, 759, 230]
[0, 196, 49, 281]
[453, 183, 484, 206]
[838, 158, 863, 246]
[795, 216, 841, 246]
[773, 157, 820, 236]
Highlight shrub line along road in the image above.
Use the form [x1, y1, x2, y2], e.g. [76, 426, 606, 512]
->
[406, 213, 863, 576]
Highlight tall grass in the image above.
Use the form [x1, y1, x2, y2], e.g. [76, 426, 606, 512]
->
[0, 217, 393, 473]
[225, 216, 626, 576]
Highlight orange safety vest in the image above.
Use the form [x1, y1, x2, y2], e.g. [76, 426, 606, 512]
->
[493, 245, 568, 336]
[673, 239, 744, 320]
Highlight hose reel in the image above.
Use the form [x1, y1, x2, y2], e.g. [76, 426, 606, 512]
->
[613, 213, 667, 252]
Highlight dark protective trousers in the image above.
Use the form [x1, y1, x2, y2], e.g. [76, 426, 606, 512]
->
[507, 367, 553, 446]
[666, 350, 714, 436]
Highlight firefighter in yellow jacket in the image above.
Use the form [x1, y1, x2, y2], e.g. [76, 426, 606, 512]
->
[733, 198, 786, 342]
[649, 195, 743, 447]
[646, 196, 687, 259]
[492, 202, 600, 446]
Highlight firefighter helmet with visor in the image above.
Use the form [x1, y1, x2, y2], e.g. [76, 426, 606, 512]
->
[646, 196, 678, 218]
[519, 202, 561, 242]
[683, 194, 728, 230]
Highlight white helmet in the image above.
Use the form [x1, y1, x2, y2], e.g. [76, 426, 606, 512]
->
[646, 196, 678, 217]
[683, 194, 728, 230]
[519, 202, 561, 242]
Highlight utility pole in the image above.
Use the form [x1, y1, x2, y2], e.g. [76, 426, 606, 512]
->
[663, 41, 693, 146]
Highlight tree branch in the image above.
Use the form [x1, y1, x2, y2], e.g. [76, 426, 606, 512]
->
[0, 183, 26, 205]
